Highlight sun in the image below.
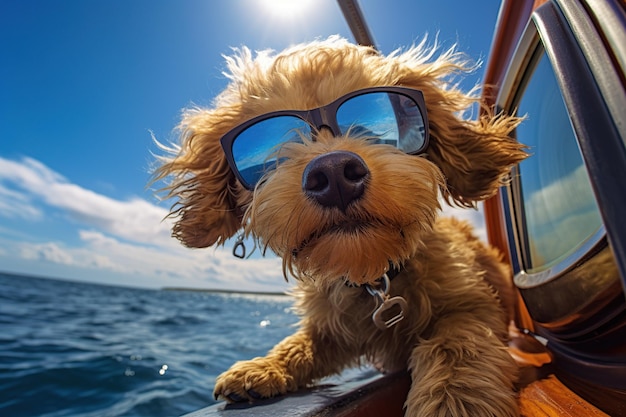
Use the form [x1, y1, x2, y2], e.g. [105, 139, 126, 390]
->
[258, 0, 314, 19]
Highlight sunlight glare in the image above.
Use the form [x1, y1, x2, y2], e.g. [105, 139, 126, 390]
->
[259, 0, 315, 19]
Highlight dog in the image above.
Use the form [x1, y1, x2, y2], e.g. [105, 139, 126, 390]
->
[155, 36, 527, 417]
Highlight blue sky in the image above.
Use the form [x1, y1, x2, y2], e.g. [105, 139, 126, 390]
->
[0, 0, 502, 292]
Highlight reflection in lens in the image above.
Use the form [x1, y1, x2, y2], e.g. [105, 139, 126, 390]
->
[337, 92, 426, 154]
[394, 95, 426, 153]
[232, 116, 309, 187]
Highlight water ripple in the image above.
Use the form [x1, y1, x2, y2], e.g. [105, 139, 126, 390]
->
[0, 273, 297, 417]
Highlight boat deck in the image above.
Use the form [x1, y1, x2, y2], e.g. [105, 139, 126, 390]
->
[183, 371, 609, 417]
[183, 330, 616, 417]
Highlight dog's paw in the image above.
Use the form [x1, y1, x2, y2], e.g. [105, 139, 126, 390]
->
[213, 358, 292, 403]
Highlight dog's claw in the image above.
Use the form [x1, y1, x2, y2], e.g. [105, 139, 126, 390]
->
[247, 389, 262, 399]
[225, 392, 246, 403]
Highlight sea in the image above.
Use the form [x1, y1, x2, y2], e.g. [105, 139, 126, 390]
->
[0, 271, 300, 417]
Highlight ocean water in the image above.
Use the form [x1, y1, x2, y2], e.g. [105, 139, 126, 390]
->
[0, 272, 299, 417]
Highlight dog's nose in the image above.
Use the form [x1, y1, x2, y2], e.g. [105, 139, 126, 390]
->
[302, 151, 369, 211]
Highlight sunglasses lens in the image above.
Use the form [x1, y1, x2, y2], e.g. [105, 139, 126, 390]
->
[336, 92, 427, 154]
[232, 115, 310, 188]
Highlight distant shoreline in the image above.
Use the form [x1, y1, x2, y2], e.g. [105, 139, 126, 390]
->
[0, 270, 288, 296]
[161, 287, 289, 296]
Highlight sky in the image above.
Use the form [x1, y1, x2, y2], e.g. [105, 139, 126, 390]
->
[0, 0, 503, 292]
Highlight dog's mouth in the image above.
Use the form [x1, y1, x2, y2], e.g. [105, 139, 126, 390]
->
[291, 218, 391, 258]
[288, 215, 412, 285]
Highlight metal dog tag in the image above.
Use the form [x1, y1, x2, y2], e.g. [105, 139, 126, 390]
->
[233, 240, 246, 259]
[232, 234, 257, 259]
[365, 273, 408, 330]
[372, 296, 408, 329]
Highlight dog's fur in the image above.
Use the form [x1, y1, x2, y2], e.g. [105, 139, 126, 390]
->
[155, 36, 527, 417]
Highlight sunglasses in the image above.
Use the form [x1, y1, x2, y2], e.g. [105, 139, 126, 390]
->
[220, 86, 429, 190]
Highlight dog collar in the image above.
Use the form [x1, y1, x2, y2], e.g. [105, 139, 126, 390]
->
[344, 262, 403, 287]
[384, 263, 403, 280]
[231, 235, 408, 329]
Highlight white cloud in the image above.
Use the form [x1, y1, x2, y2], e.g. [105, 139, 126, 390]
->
[0, 156, 288, 292]
[8, 231, 285, 292]
[20, 241, 76, 265]
[0, 182, 42, 220]
[0, 156, 172, 247]
[525, 164, 597, 229]
[522, 164, 602, 266]
[440, 200, 487, 241]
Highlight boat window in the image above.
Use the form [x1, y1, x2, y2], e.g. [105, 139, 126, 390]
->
[514, 47, 603, 274]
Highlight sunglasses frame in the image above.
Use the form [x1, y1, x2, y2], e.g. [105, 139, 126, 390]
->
[220, 86, 429, 190]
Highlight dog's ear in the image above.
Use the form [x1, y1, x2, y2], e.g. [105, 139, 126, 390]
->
[426, 106, 526, 207]
[154, 107, 243, 248]
[392, 44, 527, 207]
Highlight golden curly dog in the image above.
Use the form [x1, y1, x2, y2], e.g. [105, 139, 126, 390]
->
[155, 36, 527, 417]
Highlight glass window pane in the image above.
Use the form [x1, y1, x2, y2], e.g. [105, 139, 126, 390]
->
[515, 50, 603, 273]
